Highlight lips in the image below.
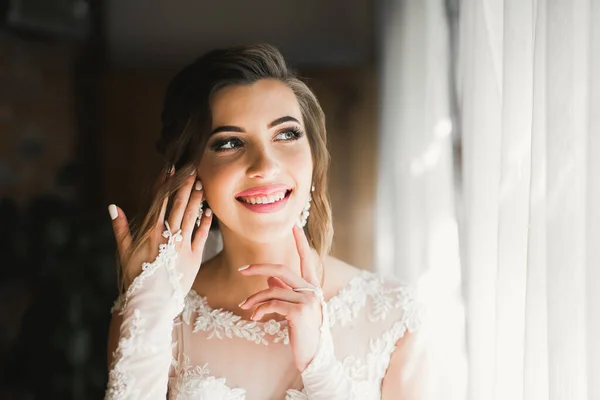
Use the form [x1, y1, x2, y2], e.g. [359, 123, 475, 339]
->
[235, 184, 293, 214]
[235, 183, 292, 198]
[237, 190, 290, 205]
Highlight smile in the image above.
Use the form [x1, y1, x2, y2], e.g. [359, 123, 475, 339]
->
[235, 189, 292, 214]
[237, 190, 289, 205]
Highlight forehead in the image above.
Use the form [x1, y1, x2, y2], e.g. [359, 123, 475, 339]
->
[209, 79, 303, 127]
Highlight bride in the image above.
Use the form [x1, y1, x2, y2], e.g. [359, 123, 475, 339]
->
[105, 44, 426, 399]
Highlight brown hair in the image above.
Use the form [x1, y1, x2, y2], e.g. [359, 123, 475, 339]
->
[122, 44, 333, 290]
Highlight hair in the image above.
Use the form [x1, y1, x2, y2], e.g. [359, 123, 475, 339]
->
[120, 44, 333, 291]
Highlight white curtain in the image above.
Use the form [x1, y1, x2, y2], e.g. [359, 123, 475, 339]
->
[378, 0, 599, 399]
[459, 0, 600, 399]
[376, 1, 466, 399]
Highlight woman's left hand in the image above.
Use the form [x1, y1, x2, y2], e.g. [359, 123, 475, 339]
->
[238, 224, 324, 372]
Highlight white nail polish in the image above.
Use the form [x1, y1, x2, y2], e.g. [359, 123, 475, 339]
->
[108, 204, 118, 220]
[238, 265, 250, 271]
[205, 208, 212, 217]
[195, 181, 203, 191]
[190, 169, 196, 175]
[238, 299, 247, 307]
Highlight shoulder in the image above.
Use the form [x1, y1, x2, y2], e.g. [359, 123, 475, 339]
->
[323, 256, 423, 333]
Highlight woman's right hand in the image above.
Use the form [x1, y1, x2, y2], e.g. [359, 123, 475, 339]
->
[108, 168, 213, 298]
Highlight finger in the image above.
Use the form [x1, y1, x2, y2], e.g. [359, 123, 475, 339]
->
[251, 300, 301, 321]
[268, 276, 291, 290]
[108, 204, 132, 260]
[167, 172, 196, 231]
[191, 207, 213, 254]
[292, 225, 319, 286]
[239, 286, 302, 310]
[181, 180, 204, 241]
[239, 264, 307, 289]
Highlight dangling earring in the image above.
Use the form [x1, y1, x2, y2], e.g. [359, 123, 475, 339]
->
[298, 185, 315, 228]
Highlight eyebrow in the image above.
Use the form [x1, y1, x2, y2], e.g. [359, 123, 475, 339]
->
[210, 116, 300, 136]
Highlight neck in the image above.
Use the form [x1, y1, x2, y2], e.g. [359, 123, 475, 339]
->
[215, 225, 319, 300]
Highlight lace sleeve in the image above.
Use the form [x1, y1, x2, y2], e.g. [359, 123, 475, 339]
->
[105, 227, 186, 400]
[299, 298, 356, 399]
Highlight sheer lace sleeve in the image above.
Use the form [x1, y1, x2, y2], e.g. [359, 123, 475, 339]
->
[105, 227, 186, 400]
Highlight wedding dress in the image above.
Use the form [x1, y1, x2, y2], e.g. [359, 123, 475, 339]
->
[105, 228, 422, 400]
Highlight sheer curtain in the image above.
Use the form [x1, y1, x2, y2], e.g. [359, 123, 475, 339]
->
[378, 0, 599, 399]
[376, 0, 466, 399]
[459, 0, 600, 399]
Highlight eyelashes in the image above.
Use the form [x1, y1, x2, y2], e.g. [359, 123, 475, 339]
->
[275, 127, 304, 141]
[210, 137, 243, 152]
[209, 127, 305, 153]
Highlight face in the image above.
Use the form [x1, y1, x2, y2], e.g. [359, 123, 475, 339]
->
[197, 79, 313, 242]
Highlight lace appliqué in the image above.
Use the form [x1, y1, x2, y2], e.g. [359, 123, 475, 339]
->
[105, 309, 146, 399]
[115, 222, 185, 315]
[106, 223, 185, 399]
[183, 291, 290, 345]
[168, 273, 424, 400]
[327, 270, 417, 327]
[171, 353, 246, 400]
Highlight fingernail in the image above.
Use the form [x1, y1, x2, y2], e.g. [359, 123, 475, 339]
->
[166, 164, 175, 174]
[205, 208, 212, 217]
[238, 298, 247, 307]
[190, 169, 196, 176]
[108, 204, 118, 220]
[238, 265, 250, 271]
[195, 181, 203, 191]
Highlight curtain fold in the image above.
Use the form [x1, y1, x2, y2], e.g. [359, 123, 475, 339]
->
[376, 1, 466, 399]
[459, 0, 599, 399]
[378, 0, 599, 398]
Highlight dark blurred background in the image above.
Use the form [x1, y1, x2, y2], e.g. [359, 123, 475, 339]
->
[0, 1, 383, 398]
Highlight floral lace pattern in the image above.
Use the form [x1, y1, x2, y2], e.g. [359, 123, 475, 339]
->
[182, 292, 290, 345]
[105, 223, 185, 400]
[180, 270, 417, 347]
[171, 354, 246, 400]
[170, 301, 420, 400]
[105, 309, 145, 400]
[118, 222, 185, 314]
[169, 270, 423, 399]
[327, 270, 417, 327]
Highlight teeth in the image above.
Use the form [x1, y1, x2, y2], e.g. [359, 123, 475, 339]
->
[239, 191, 287, 205]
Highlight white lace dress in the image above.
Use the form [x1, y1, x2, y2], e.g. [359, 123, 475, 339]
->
[105, 231, 421, 400]
[168, 270, 421, 400]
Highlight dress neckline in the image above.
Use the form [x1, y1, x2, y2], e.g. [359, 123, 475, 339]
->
[186, 268, 369, 324]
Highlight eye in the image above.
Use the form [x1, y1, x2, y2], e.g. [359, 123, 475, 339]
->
[275, 128, 304, 141]
[211, 137, 244, 152]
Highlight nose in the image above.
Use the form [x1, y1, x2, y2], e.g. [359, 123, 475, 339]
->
[246, 145, 281, 180]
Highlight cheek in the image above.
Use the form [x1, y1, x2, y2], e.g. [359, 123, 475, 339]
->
[198, 158, 241, 205]
[291, 144, 313, 179]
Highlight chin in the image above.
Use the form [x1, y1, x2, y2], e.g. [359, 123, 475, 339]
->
[238, 218, 297, 244]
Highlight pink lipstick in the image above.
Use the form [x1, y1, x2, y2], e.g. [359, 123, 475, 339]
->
[235, 184, 292, 214]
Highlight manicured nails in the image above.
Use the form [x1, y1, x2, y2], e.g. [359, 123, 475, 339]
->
[108, 204, 118, 220]
[195, 180, 203, 191]
[190, 168, 197, 176]
[205, 208, 212, 217]
[238, 298, 247, 307]
[238, 265, 250, 271]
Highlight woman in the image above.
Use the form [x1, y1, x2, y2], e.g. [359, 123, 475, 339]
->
[105, 44, 425, 399]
